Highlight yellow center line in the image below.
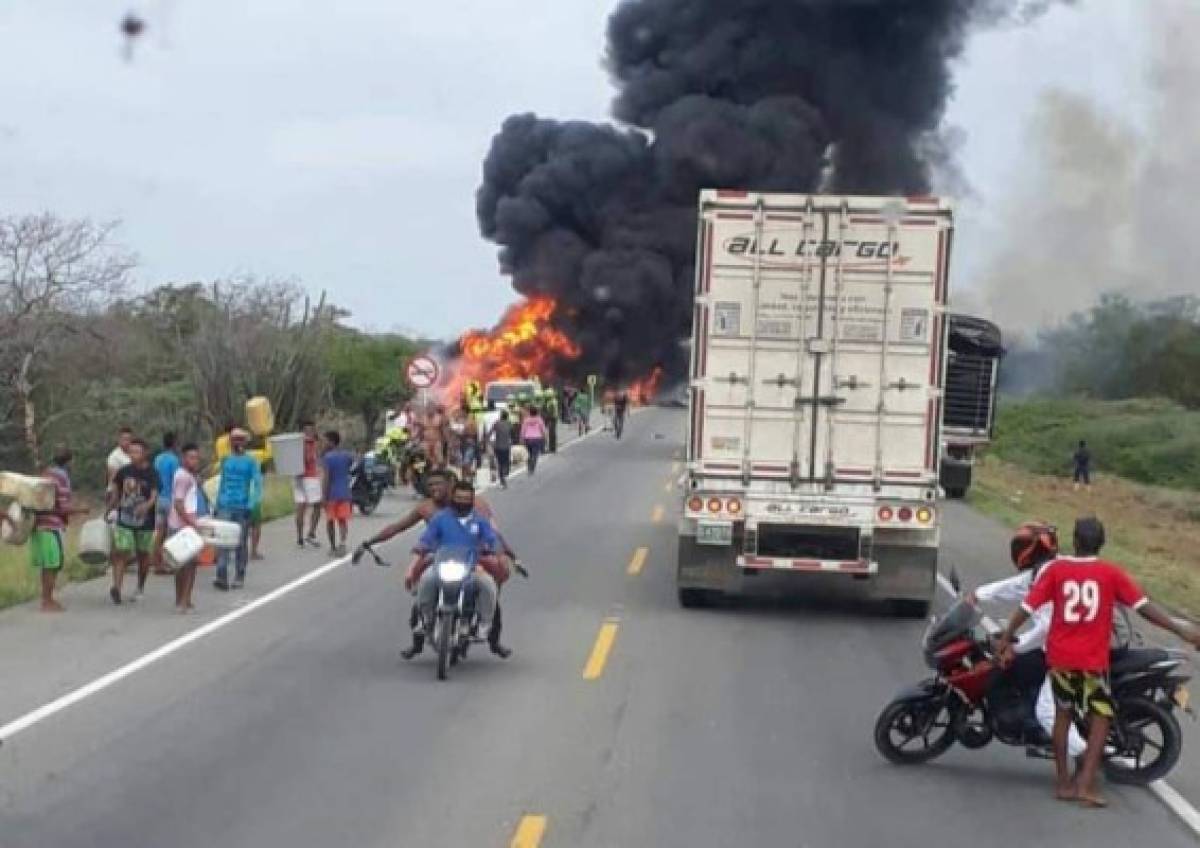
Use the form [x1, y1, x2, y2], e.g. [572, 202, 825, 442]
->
[651, 504, 665, 523]
[510, 815, 548, 848]
[582, 619, 620, 680]
[627, 546, 649, 576]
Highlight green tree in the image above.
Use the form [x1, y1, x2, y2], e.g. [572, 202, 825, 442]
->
[327, 332, 420, 438]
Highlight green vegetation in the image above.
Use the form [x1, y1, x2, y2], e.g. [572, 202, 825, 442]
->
[0, 475, 294, 610]
[990, 397, 1200, 491]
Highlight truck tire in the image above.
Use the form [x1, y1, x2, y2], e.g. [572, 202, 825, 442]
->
[679, 588, 717, 609]
[945, 487, 966, 500]
[892, 599, 931, 619]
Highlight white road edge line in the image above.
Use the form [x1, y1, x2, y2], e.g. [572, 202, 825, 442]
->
[936, 573, 1200, 838]
[0, 409, 636, 744]
[0, 555, 350, 745]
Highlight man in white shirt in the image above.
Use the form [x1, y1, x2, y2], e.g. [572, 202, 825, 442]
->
[968, 522, 1086, 757]
[106, 426, 134, 489]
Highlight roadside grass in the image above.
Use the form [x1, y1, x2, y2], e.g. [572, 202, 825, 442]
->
[991, 397, 1200, 491]
[0, 475, 294, 611]
[969, 454, 1200, 618]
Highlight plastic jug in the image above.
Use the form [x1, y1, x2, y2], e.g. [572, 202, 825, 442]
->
[269, 433, 306, 476]
[79, 518, 112, 565]
[0, 502, 33, 545]
[197, 518, 242, 549]
[0, 471, 55, 511]
[164, 527, 205, 569]
[246, 397, 275, 437]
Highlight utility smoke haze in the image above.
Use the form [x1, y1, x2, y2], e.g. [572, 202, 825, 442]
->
[477, 0, 1066, 383]
[979, 0, 1200, 335]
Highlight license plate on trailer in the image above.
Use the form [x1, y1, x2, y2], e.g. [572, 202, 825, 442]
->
[1174, 685, 1191, 711]
[697, 520, 733, 546]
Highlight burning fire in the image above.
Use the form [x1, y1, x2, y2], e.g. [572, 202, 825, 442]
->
[627, 366, 664, 405]
[439, 297, 581, 401]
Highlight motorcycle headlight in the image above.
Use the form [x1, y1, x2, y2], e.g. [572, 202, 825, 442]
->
[437, 560, 469, 584]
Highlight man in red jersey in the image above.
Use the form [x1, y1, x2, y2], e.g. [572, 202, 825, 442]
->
[998, 516, 1200, 808]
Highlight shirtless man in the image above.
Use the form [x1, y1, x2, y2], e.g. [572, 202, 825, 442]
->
[352, 468, 518, 580]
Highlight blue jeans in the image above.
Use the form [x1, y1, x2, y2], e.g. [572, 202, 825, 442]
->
[216, 507, 251, 582]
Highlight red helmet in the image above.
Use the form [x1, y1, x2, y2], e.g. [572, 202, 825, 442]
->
[1010, 522, 1058, 572]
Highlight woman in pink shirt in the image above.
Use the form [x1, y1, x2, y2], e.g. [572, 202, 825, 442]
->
[520, 406, 548, 475]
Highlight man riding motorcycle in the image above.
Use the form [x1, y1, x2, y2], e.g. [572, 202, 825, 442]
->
[352, 468, 517, 655]
[402, 481, 509, 660]
[966, 521, 1086, 757]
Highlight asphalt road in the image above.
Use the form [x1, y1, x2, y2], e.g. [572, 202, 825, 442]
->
[1, 409, 1196, 847]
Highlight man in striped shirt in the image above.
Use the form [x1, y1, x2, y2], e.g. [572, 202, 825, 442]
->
[31, 448, 87, 612]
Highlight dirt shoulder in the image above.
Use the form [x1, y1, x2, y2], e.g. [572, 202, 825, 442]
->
[970, 455, 1200, 618]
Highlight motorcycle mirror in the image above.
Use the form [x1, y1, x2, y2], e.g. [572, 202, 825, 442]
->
[948, 566, 962, 596]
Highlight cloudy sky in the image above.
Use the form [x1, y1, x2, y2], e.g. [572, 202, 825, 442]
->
[0, 1, 1155, 338]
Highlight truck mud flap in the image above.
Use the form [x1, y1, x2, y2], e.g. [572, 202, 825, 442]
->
[677, 532, 742, 593]
[869, 543, 936, 603]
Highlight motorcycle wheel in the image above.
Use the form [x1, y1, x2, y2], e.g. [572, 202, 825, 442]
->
[1103, 696, 1182, 785]
[357, 490, 381, 516]
[435, 613, 453, 681]
[874, 698, 957, 765]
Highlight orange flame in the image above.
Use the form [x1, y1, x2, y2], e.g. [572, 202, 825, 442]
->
[627, 366, 664, 405]
[439, 297, 581, 402]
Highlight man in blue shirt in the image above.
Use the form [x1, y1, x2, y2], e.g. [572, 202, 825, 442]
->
[321, 430, 355, 555]
[214, 428, 262, 590]
[151, 432, 180, 575]
[402, 480, 508, 659]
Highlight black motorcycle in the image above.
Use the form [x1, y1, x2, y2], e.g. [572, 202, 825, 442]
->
[350, 458, 386, 516]
[875, 597, 1193, 785]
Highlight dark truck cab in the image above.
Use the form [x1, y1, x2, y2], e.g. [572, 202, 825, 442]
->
[940, 315, 1003, 498]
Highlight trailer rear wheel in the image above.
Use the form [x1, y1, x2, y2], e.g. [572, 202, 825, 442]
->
[679, 588, 717, 609]
[892, 599, 931, 619]
[945, 487, 966, 500]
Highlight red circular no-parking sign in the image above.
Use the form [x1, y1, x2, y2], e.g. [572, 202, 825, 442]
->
[406, 356, 439, 389]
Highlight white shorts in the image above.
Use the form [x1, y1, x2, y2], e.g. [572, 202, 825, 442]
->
[292, 477, 323, 505]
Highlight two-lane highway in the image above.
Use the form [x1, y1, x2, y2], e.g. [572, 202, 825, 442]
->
[1, 409, 1195, 846]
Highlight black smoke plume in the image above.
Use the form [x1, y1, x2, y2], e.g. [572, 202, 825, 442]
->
[477, 0, 1065, 384]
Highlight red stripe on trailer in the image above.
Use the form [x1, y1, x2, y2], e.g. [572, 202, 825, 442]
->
[698, 306, 709, 377]
[695, 390, 706, 460]
[928, 313, 942, 384]
[906, 195, 938, 204]
[836, 467, 873, 476]
[753, 463, 790, 471]
[704, 461, 739, 470]
[716, 190, 748, 198]
[924, 399, 935, 471]
[885, 471, 925, 479]
[847, 217, 937, 226]
[935, 230, 947, 304]
[702, 223, 713, 293]
[739, 556, 874, 574]
[717, 212, 754, 220]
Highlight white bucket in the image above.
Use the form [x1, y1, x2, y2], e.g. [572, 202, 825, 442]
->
[197, 518, 242, 549]
[269, 433, 306, 477]
[79, 518, 112, 565]
[164, 527, 205, 569]
[0, 472, 55, 511]
[0, 502, 33, 546]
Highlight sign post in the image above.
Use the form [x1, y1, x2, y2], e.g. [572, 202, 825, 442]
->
[587, 374, 598, 416]
[406, 356, 440, 410]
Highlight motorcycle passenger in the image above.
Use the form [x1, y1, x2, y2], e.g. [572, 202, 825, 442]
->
[966, 522, 1086, 758]
[353, 468, 517, 575]
[402, 481, 510, 659]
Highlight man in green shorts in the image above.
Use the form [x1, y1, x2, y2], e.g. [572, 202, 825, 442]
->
[28, 447, 86, 612]
[107, 438, 158, 604]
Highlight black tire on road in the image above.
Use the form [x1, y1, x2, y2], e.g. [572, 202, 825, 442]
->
[435, 613, 452, 681]
[356, 494, 379, 516]
[1103, 696, 1182, 785]
[945, 487, 967, 499]
[874, 698, 957, 765]
[892, 599, 931, 619]
[678, 588, 716, 609]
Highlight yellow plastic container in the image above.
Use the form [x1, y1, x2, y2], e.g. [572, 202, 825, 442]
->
[245, 396, 275, 437]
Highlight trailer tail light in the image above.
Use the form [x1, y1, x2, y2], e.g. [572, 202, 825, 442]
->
[877, 506, 894, 522]
[707, 497, 723, 513]
[917, 507, 935, 525]
[726, 498, 742, 515]
[687, 496, 704, 513]
[898, 507, 913, 522]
